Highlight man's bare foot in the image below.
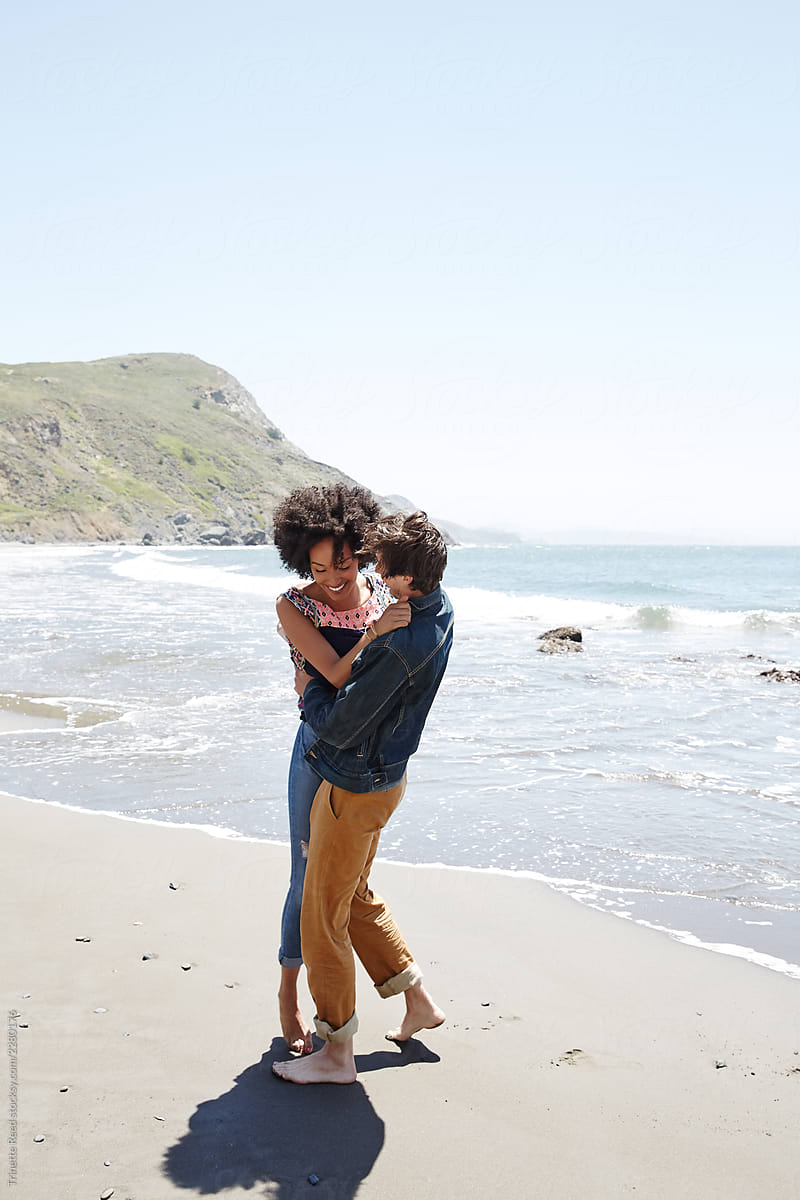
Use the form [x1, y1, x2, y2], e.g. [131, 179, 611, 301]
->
[278, 969, 313, 1054]
[272, 1040, 356, 1085]
[385, 981, 445, 1043]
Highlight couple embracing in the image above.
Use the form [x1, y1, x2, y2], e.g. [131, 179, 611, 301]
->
[271, 485, 454, 1085]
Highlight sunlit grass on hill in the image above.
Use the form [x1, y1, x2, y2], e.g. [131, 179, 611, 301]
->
[0, 352, 351, 542]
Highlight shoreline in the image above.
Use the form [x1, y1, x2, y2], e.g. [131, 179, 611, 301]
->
[4, 789, 799, 984]
[3, 791, 799, 1198]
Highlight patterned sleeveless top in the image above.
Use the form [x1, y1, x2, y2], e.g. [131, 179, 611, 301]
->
[283, 573, 394, 671]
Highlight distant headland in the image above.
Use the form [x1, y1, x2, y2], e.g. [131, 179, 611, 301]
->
[0, 352, 358, 545]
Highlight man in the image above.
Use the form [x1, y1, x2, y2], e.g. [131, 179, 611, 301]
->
[272, 510, 454, 1085]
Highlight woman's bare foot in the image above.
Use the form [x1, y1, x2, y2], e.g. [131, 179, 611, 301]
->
[272, 1040, 356, 1085]
[278, 967, 313, 1055]
[385, 981, 445, 1043]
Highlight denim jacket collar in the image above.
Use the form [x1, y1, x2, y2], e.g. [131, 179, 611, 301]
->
[408, 584, 443, 613]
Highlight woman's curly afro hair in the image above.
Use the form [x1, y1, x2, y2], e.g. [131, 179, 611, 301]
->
[271, 483, 383, 577]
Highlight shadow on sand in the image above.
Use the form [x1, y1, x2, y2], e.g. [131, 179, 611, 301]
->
[162, 1036, 439, 1198]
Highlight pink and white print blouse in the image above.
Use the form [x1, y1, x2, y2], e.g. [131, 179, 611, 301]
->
[283, 573, 394, 672]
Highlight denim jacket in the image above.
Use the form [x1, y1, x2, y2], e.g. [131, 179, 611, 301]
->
[301, 584, 454, 793]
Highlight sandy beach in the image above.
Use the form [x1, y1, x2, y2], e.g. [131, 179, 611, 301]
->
[2, 792, 799, 1200]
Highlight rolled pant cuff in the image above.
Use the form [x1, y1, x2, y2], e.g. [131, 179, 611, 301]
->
[278, 953, 303, 969]
[314, 1010, 359, 1043]
[376, 961, 423, 999]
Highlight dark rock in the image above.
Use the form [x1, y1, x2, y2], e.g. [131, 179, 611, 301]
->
[197, 525, 230, 543]
[760, 667, 800, 683]
[141, 532, 154, 545]
[242, 529, 266, 545]
[23, 418, 62, 447]
[538, 626, 583, 654]
[171, 512, 192, 526]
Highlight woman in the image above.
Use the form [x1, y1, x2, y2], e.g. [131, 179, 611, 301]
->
[272, 483, 410, 1053]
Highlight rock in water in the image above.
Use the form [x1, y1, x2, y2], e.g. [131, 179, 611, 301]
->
[538, 626, 584, 654]
[760, 667, 800, 683]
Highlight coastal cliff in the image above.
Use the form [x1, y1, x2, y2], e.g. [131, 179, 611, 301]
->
[0, 353, 357, 544]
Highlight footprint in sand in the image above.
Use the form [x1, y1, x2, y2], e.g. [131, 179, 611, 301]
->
[556, 1048, 588, 1066]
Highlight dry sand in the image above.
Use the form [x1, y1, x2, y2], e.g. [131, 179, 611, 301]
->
[2, 792, 799, 1199]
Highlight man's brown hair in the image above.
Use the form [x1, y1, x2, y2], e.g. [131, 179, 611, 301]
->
[361, 510, 447, 595]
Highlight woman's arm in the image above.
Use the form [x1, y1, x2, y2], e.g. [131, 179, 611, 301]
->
[276, 594, 411, 690]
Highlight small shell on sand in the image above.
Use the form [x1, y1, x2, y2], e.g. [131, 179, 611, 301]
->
[94, 1007, 108, 1014]
[34, 1135, 45, 1143]
[100, 1189, 115, 1199]
[180, 963, 192, 971]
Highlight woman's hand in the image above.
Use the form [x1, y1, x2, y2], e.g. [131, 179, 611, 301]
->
[294, 667, 312, 697]
[372, 601, 411, 637]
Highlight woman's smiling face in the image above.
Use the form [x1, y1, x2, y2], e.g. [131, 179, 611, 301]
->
[308, 537, 360, 605]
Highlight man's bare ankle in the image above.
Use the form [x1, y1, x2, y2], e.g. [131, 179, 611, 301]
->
[324, 1037, 354, 1061]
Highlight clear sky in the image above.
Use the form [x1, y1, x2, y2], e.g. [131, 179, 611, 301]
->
[3, 2, 798, 541]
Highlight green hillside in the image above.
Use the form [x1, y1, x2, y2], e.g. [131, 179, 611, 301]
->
[0, 353, 355, 544]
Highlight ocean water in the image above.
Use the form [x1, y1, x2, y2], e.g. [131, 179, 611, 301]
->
[1, 543, 799, 978]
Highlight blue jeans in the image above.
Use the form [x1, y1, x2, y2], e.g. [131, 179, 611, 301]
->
[278, 718, 322, 967]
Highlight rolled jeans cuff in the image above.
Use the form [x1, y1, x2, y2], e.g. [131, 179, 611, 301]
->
[314, 1010, 359, 1044]
[376, 961, 423, 999]
[278, 953, 303, 969]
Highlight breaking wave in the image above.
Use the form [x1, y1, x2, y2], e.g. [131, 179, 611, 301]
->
[109, 550, 800, 636]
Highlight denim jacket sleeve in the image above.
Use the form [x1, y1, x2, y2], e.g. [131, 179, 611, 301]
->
[301, 640, 409, 750]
